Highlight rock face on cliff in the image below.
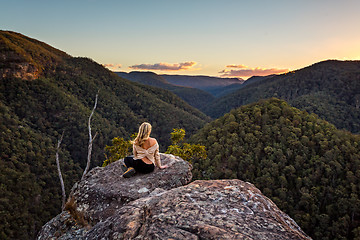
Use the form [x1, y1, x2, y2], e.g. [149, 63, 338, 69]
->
[37, 154, 310, 240]
[0, 30, 70, 80]
[0, 51, 40, 80]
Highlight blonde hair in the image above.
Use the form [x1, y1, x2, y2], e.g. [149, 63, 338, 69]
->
[133, 122, 152, 146]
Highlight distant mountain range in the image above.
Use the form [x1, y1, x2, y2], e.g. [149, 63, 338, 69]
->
[116, 71, 215, 110]
[115, 71, 247, 110]
[118, 61, 360, 134]
[203, 60, 360, 133]
[161, 74, 244, 96]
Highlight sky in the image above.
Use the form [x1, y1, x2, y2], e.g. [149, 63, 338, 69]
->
[1, 0, 360, 78]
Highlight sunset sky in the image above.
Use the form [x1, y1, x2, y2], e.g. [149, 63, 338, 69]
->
[2, 0, 360, 78]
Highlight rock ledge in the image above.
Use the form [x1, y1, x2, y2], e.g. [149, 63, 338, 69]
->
[37, 154, 311, 240]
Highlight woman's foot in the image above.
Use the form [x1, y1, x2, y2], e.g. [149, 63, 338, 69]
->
[123, 167, 136, 178]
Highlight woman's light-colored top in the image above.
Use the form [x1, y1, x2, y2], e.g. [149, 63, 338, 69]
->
[133, 142, 161, 167]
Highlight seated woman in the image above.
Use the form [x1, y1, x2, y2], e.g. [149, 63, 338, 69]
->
[122, 122, 168, 178]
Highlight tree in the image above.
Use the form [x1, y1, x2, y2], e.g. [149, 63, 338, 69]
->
[103, 137, 132, 167]
[55, 92, 98, 210]
[165, 128, 207, 164]
[82, 91, 99, 180]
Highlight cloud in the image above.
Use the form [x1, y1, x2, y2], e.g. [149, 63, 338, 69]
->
[103, 63, 122, 69]
[129, 61, 197, 71]
[225, 64, 248, 69]
[219, 65, 289, 78]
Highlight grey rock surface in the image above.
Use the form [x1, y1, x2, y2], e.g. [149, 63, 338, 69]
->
[37, 154, 192, 239]
[71, 153, 192, 224]
[37, 154, 311, 240]
[84, 179, 311, 240]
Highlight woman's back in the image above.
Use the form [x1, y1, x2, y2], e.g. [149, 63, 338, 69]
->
[140, 137, 157, 150]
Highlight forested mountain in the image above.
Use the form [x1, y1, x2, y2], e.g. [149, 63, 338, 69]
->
[116, 71, 215, 110]
[204, 60, 360, 133]
[0, 31, 209, 239]
[162, 74, 244, 96]
[191, 98, 360, 239]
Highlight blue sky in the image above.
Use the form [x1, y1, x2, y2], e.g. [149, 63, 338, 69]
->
[1, 0, 360, 78]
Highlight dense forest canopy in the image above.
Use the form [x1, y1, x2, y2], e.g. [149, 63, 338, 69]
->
[0, 102, 81, 239]
[204, 60, 360, 134]
[191, 98, 360, 239]
[0, 31, 209, 239]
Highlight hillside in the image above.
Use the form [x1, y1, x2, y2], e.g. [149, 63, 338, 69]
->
[203, 60, 360, 133]
[211, 82, 244, 97]
[116, 71, 215, 110]
[0, 31, 209, 239]
[191, 98, 360, 239]
[162, 74, 244, 95]
[0, 31, 70, 80]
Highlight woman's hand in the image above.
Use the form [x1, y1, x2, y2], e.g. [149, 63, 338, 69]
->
[159, 165, 168, 169]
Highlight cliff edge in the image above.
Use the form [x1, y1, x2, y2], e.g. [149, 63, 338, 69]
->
[37, 154, 311, 239]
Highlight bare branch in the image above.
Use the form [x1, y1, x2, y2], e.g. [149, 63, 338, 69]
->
[56, 131, 66, 210]
[82, 91, 99, 180]
[93, 132, 98, 142]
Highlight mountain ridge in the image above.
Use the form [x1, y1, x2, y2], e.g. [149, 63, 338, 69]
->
[161, 74, 245, 96]
[203, 59, 360, 133]
[0, 30, 70, 80]
[116, 71, 215, 110]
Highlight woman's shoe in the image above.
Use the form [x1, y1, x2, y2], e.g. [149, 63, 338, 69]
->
[123, 167, 136, 178]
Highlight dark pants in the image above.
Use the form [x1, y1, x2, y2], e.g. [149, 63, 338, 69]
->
[124, 156, 155, 174]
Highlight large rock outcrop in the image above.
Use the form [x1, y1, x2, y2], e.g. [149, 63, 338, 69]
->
[69, 153, 192, 224]
[37, 154, 311, 240]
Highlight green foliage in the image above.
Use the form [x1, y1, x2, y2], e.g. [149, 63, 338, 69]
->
[166, 128, 207, 164]
[0, 102, 81, 240]
[103, 137, 132, 167]
[103, 134, 137, 167]
[191, 98, 360, 239]
[170, 128, 185, 145]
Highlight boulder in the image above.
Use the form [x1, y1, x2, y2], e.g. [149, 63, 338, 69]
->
[37, 154, 311, 239]
[84, 179, 311, 240]
[70, 153, 192, 224]
[37, 153, 192, 239]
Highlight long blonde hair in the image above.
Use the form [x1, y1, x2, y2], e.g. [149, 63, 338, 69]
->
[133, 122, 152, 146]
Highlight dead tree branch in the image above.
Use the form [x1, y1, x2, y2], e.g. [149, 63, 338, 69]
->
[56, 131, 66, 209]
[82, 91, 99, 180]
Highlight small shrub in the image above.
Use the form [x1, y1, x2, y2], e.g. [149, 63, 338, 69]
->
[102, 136, 133, 167]
[166, 128, 207, 164]
[64, 196, 87, 227]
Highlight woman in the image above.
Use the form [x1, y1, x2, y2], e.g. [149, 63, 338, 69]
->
[122, 122, 168, 178]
